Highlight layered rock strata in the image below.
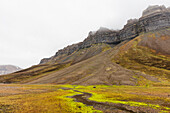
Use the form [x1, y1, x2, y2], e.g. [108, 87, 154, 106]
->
[40, 5, 170, 64]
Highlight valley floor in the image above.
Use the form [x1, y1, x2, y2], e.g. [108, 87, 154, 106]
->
[0, 84, 169, 113]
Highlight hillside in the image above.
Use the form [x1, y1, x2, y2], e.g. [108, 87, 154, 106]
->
[0, 5, 170, 86]
[0, 43, 111, 83]
[24, 29, 170, 85]
[0, 65, 21, 75]
[40, 5, 170, 64]
[113, 29, 170, 83]
[1, 29, 169, 85]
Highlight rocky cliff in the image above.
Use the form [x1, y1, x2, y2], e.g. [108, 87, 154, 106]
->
[0, 65, 22, 75]
[142, 5, 167, 17]
[40, 5, 170, 64]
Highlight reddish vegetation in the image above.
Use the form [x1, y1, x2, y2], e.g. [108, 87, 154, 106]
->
[114, 29, 170, 81]
[138, 30, 170, 55]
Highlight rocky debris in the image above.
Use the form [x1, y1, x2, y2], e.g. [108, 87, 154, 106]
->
[40, 5, 170, 64]
[0, 65, 22, 75]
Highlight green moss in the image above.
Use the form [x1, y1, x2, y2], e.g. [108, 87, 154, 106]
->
[0, 84, 170, 113]
[61, 90, 102, 113]
[0, 84, 102, 113]
[73, 85, 170, 112]
[88, 92, 170, 111]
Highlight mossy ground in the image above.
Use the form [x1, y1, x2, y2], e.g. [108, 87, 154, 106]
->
[0, 84, 100, 113]
[75, 85, 170, 112]
[0, 84, 169, 113]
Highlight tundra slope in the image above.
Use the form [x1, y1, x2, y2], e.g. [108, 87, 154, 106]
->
[27, 29, 170, 85]
[0, 5, 170, 85]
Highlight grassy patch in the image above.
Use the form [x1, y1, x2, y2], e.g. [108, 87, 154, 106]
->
[0, 84, 169, 113]
[74, 85, 170, 112]
[0, 84, 101, 113]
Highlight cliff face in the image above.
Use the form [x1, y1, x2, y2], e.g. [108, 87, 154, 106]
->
[40, 5, 170, 64]
[139, 6, 170, 32]
[142, 5, 167, 17]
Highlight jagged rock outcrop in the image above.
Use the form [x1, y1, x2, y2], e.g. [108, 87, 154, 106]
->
[140, 5, 170, 32]
[142, 5, 167, 17]
[40, 5, 170, 64]
[0, 65, 22, 75]
[40, 42, 82, 64]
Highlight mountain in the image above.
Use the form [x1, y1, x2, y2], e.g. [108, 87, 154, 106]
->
[0, 65, 22, 75]
[0, 5, 169, 85]
[113, 29, 170, 82]
[40, 5, 170, 64]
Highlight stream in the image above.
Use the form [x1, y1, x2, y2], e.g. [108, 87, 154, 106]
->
[70, 90, 137, 113]
[61, 87, 158, 113]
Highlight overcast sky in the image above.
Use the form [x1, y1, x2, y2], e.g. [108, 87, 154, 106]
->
[0, 0, 170, 68]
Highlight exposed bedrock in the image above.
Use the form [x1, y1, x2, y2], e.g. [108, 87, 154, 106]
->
[40, 5, 170, 64]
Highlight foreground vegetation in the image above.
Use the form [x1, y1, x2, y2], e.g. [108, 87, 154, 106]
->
[0, 84, 101, 113]
[77, 85, 170, 112]
[0, 84, 169, 113]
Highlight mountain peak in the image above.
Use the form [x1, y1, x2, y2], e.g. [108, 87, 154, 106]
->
[0, 5, 170, 85]
[0, 65, 22, 75]
[40, 5, 170, 64]
[142, 5, 169, 17]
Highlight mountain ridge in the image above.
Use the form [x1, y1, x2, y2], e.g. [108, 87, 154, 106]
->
[40, 5, 170, 64]
[0, 5, 169, 85]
